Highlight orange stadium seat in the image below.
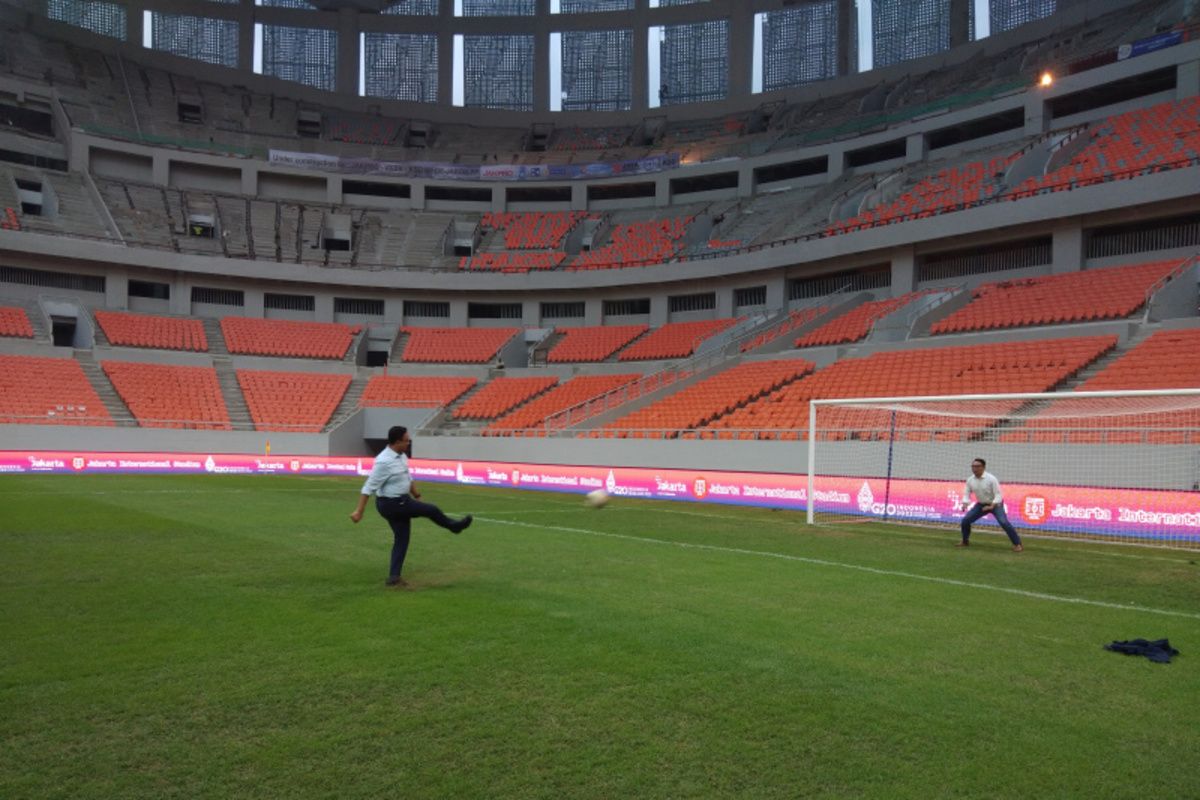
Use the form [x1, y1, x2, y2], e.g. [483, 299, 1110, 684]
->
[740, 307, 828, 352]
[618, 319, 738, 361]
[486, 374, 640, 433]
[94, 310, 208, 352]
[547, 325, 648, 362]
[568, 216, 694, 270]
[237, 370, 351, 433]
[605, 360, 815, 436]
[453, 376, 558, 419]
[360, 375, 478, 408]
[102, 361, 230, 430]
[400, 327, 519, 363]
[929, 260, 1183, 335]
[0, 354, 113, 426]
[795, 292, 929, 348]
[706, 336, 1117, 440]
[0, 306, 35, 338]
[221, 317, 360, 360]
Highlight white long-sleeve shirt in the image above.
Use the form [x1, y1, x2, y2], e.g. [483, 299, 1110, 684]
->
[963, 471, 1004, 506]
[361, 446, 412, 498]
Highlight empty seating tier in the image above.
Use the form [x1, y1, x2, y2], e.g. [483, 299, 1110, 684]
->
[94, 310, 208, 352]
[0, 306, 34, 338]
[102, 361, 230, 430]
[929, 260, 1183, 335]
[237, 370, 351, 433]
[1005, 329, 1200, 444]
[829, 154, 1017, 235]
[486, 374, 640, 434]
[741, 307, 828, 352]
[481, 211, 592, 249]
[400, 327, 519, 363]
[706, 337, 1116, 441]
[221, 317, 361, 360]
[547, 325, 648, 363]
[453, 376, 558, 420]
[360, 375, 477, 407]
[1007, 97, 1200, 196]
[459, 252, 566, 272]
[0, 354, 112, 426]
[618, 319, 738, 362]
[569, 217, 694, 270]
[604, 360, 815, 438]
[796, 292, 929, 348]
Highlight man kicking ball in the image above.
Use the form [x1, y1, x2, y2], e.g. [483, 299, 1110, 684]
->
[350, 425, 473, 587]
[958, 457, 1023, 552]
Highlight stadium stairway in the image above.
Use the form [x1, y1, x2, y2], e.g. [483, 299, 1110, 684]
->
[212, 355, 253, 430]
[73, 349, 137, 427]
[10, 297, 50, 342]
[529, 330, 564, 366]
[388, 329, 409, 365]
[327, 372, 370, 430]
[201, 318, 229, 356]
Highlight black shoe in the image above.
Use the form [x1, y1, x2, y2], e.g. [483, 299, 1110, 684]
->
[453, 515, 473, 534]
[385, 577, 408, 588]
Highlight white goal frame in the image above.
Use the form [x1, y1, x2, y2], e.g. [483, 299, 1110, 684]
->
[806, 388, 1200, 547]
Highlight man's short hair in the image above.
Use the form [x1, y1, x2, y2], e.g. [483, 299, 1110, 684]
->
[387, 425, 408, 445]
[973, 458, 986, 467]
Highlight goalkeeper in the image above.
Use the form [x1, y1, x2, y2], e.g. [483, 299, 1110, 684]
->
[958, 458, 1023, 552]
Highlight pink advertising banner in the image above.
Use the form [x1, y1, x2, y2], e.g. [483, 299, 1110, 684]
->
[1, 451, 1197, 543]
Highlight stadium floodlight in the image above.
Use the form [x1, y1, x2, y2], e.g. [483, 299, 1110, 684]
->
[807, 389, 1200, 548]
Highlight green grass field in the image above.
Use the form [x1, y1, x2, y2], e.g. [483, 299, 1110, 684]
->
[2, 474, 1198, 799]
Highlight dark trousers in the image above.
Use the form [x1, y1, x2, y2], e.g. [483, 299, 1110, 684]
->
[376, 495, 459, 578]
[961, 502, 1022, 546]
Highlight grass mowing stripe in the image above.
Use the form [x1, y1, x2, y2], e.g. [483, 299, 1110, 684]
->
[478, 515, 1200, 621]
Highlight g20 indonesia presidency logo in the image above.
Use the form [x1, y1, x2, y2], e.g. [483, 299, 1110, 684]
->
[1021, 495, 1048, 525]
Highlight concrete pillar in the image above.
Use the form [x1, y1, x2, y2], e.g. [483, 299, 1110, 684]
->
[411, 183, 426, 210]
[314, 294, 334, 323]
[649, 295, 669, 326]
[534, 1, 550, 112]
[106, 270, 128, 310]
[449, 301, 469, 327]
[949, 0, 971, 49]
[170, 277, 190, 315]
[765, 275, 787, 312]
[837, 0, 854, 76]
[238, 2, 255, 73]
[716, 288, 734, 318]
[152, 155, 169, 186]
[572, 183, 587, 210]
[906, 133, 927, 164]
[336, 8, 359, 97]
[241, 165, 258, 196]
[384, 297, 404, 324]
[728, 4, 752, 98]
[891, 247, 917, 295]
[523, 299, 540, 328]
[828, 148, 846, 180]
[1024, 92, 1048, 136]
[1178, 60, 1200, 100]
[738, 164, 755, 198]
[655, 175, 670, 208]
[1051, 220, 1084, 274]
[327, 175, 342, 204]
[585, 297, 603, 326]
[244, 289, 265, 318]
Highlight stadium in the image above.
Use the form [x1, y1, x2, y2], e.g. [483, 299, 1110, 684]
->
[1, 0, 1198, 796]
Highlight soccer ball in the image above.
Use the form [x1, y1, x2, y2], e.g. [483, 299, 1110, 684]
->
[584, 489, 610, 509]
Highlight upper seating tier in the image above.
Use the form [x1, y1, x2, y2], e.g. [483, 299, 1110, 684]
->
[547, 325, 648, 363]
[929, 260, 1183, 335]
[400, 327, 519, 363]
[796, 291, 930, 348]
[94, 310, 208, 352]
[360, 375, 477, 407]
[221, 317, 360, 360]
[617, 319, 738, 362]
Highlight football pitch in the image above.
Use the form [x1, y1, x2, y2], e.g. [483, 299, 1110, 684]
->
[2, 474, 1197, 799]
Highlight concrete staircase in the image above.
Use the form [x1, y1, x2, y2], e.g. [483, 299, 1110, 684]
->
[10, 297, 52, 342]
[388, 329, 410, 364]
[530, 330, 564, 365]
[73, 349, 137, 427]
[212, 355, 254, 430]
[327, 373, 369, 430]
[201, 317, 229, 355]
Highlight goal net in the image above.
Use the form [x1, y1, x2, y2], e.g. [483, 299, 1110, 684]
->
[806, 389, 1200, 548]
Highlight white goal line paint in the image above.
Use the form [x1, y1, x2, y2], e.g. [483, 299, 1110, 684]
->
[476, 516, 1200, 621]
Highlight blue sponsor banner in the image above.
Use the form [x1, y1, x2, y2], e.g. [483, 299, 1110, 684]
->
[1119, 29, 1183, 60]
[270, 150, 681, 182]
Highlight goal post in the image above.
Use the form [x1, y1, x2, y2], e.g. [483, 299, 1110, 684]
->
[806, 389, 1200, 548]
